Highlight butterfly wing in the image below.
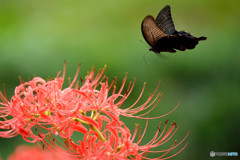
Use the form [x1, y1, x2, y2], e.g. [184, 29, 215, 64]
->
[141, 16, 168, 47]
[155, 5, 176, 35]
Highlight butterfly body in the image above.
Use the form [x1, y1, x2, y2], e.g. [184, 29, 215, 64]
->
[141, 5, 207, 54]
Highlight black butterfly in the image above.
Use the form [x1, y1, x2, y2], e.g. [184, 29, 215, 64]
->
[141, 5, 207, 53]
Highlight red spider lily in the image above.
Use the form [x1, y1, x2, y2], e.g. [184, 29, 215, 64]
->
[0, 63, 188, 159]
[7, 145, 73, 160]
[40, 117, 189, 159]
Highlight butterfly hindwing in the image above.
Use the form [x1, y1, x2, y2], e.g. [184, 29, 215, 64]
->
[156, 31, 206, 51]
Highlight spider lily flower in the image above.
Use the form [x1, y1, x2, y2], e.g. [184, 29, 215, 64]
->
[40, 118, 189, 159]
[0, 63, 188, 159]
[7, 145, 73, 160]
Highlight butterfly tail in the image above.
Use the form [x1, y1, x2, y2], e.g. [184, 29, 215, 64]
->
[197, 36, 207, 41]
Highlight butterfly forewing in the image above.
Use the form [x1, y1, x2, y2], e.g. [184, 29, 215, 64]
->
[141, 16, 167, 47]
[155, 5, 176, 35]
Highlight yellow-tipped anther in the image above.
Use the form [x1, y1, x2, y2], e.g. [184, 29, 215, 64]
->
[91, 66, 96, 71]
[44, 110, 51, 116]
[135, 123, 139, 127]
[27, 118, 33, 122]
[79, 110, 86, 116]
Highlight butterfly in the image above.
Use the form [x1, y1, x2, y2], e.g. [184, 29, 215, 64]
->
[141, 5, 207, 53]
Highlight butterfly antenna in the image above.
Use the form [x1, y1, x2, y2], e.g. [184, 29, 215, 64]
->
[143, 52, 149, 66]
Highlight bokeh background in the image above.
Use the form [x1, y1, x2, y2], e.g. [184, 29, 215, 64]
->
[0, 0, 240, 159]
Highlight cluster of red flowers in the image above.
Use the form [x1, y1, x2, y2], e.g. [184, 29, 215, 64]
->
[0, 63, 188, 159]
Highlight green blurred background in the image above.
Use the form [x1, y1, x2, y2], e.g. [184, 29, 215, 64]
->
[0, 0, 240, 159]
